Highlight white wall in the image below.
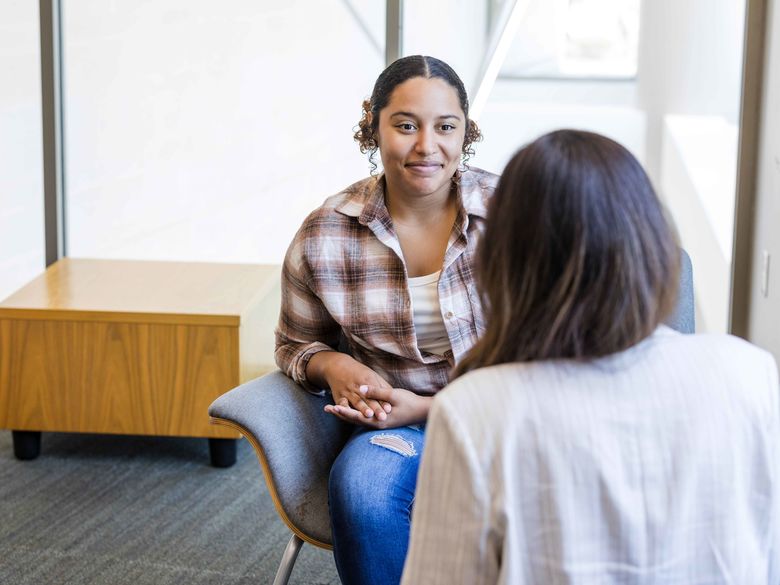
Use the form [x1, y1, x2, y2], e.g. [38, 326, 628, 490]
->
[0, 1, 45, 300]
[747, 0, 780, 362]
[661, 116, 738, 333]
[472, 77, 642, 174]
[637, 0, 746, 332]
[62, 0, 383, 265]
[637, 0, 745, 182]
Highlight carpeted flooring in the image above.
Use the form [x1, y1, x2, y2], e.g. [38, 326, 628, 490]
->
[0, 430, 340, 584]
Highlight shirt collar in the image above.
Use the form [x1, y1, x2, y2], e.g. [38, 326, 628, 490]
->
[457, 169, 490, 219]
[334, 169, 490, 224]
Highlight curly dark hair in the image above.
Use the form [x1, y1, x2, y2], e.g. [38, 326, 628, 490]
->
[354, 55, 483, 174]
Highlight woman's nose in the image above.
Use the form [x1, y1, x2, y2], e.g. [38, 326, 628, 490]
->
[414, 128, 435, 155]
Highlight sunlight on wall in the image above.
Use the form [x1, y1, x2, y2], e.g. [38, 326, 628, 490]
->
[661, 116, 738, 333]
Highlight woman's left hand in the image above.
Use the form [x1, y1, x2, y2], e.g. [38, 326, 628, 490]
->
[324, 385, 433, 429]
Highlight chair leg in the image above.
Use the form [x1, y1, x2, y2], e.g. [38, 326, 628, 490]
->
[272, 533, 304, 585]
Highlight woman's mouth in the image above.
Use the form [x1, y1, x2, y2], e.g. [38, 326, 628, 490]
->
[405, 161, 443, 175]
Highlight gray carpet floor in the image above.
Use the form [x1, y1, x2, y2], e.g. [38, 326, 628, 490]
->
[0, 430, 340, 584]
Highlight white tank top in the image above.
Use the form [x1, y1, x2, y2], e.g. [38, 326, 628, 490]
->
[407, 271, 452, 356]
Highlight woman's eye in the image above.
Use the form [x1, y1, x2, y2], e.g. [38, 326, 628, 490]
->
[397, 123, 416, 131]
[441, 124, 456, 132]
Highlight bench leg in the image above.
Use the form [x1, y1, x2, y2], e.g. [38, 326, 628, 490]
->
[208, 437, 236, 468]
[12, 431, 41, 460]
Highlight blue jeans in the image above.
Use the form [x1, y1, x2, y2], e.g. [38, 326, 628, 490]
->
[328, 424, 426, 585]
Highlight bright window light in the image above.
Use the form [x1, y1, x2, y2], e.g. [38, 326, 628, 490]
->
[500, 0, 641, 79]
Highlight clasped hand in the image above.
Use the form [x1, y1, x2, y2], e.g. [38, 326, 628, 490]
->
[321, 355, 431, 428]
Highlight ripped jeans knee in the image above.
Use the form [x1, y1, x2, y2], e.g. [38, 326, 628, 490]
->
[328, 424, 427, 584]
[369, 432, 418, 457]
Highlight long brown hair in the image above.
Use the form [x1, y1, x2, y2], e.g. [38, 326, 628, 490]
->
[454, 129, 680, 376]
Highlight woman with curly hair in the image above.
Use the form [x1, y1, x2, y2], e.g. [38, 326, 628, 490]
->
[274, 55, 497, 584]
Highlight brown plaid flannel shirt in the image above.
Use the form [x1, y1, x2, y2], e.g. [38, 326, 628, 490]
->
[275, 167, 498, 394]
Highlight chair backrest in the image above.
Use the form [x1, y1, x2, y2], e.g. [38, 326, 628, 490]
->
[665, 249, 695, 334]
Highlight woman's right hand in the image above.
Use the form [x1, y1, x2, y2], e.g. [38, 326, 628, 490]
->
[307, 351, 393, 421]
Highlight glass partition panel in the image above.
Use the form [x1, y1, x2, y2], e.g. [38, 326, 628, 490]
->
[498, 0, 641, 79]
[62, 0, 384, 263]
[0, 1, 45, 299]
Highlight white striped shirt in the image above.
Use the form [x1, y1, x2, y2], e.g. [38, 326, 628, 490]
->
[403, 327, 780, 584]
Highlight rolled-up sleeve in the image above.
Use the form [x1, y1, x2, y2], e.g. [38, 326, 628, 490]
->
[274, 232, 341, 393]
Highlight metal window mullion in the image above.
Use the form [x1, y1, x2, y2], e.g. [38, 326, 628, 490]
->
[729, 0, 768, 336]
[40, 0, 66, 266]
[385, 0, 403, 66]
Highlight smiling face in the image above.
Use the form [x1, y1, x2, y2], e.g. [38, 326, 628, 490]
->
[375, 76, 467, 203]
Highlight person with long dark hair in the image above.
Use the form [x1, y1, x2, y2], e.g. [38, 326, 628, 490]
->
[399, 130, 780, 584]
[275, 55, 496, 584]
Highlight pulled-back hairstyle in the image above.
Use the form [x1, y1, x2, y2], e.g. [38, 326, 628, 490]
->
[354, 55, 482, 173]
[454, 130, 680, 376]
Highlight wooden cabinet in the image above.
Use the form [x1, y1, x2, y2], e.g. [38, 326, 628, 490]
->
[0, 258, 280, 442]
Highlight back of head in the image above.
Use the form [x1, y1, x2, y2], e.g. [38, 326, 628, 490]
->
[456, 129, 680, 375]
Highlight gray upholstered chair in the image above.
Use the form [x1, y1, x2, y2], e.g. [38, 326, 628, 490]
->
[209, 374, 349, 585]
[208, 250, 694, 585]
